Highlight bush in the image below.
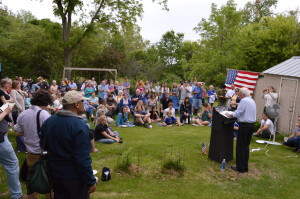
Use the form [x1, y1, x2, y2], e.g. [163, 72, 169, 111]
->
[116, 147, 133, 172]
[162, 158, 185, 173]
[254, 121, 260, 132]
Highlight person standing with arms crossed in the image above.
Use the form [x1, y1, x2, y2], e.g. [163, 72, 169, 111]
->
[225, 87, 256, 173]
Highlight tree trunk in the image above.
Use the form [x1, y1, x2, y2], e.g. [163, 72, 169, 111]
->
[64, 47, 72, 79]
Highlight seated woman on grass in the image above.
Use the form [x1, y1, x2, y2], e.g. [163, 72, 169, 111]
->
[119, 92, 131, 108]
[95, 104, 113, 125]
[253, 112, 274, 138]
[116, 90, 123, 104]
[163, 111, 180, 127]
[106, 94, 117, 117]
[148, 93, 161, 122]
[94, 115, 123, 144]
[194, 103, 212, 126]
[116, 106, 134, 127]
[284, 116, 300, 152]
[89, 92, 99, 109]
[180, 97, 192, 124]
[83, 99, 95, 120]
[134, 105, 153, 128]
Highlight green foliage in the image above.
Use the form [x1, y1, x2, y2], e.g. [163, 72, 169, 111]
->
[1, 0, 300, 85]
[116, 147, 133, 172]
[254, 120, 261, 132]
[1, 123, 300, 198]
[242, 0, 278, 24]
[162, 158, 185, 174]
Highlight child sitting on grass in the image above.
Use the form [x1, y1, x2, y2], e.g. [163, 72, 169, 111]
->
[163, 111, 180, 127]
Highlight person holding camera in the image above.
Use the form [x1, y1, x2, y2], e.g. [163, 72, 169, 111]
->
[263, 86, 278, 111]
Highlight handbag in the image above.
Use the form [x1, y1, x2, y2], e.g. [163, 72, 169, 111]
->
[26, 110, 52, 195]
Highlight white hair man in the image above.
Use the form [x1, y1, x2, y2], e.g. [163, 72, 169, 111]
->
[226, 87, 256, 173]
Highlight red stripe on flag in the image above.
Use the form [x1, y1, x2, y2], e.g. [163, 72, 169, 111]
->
[234, 79, 257, 86]
[237, 71, 260, 76]
[234, 84, 254, 91]
[235, 75, 258, 81]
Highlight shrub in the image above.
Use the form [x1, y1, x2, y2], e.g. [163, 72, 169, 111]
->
[116, 147, 133, 172]
[162, 158, 185, 173]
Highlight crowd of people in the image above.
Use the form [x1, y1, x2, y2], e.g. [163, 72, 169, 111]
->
[0, 75, 299, 199]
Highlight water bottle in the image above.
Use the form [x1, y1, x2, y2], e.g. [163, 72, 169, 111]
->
[221, 159, 226, 171]
[186, 117, 188, 124]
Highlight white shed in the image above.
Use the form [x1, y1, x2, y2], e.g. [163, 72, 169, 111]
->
[253, 56, 300, 134]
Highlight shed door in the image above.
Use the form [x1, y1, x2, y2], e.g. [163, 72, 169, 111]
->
[278, 78, 298, 133]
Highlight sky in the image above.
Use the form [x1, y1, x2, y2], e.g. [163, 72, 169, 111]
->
[1, 0, 300, 43]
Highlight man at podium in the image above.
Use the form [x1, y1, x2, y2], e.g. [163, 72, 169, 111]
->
[225, 87, 256, 173]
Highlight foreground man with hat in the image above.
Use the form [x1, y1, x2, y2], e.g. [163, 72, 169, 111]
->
[41, 91, 96, 199]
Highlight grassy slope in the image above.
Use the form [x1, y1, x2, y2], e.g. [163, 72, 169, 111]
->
[1, 125, 299, 199]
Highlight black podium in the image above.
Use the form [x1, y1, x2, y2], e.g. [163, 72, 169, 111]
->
[208, 107, 236, 163]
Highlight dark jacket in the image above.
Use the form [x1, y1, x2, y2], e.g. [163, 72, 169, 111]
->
[180, 103, 192, 115]
[40, 110, 96, 187]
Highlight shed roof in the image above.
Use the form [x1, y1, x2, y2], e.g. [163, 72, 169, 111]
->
[263, 56, 300, 78]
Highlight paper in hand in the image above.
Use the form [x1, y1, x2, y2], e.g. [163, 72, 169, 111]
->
[0, 103, 15, 113]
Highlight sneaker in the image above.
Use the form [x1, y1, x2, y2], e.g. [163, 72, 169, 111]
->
[149, 124, 153, 128]
[192, 124, 199, 127]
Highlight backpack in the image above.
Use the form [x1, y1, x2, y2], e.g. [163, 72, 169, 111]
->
[101, 167, 111, 182]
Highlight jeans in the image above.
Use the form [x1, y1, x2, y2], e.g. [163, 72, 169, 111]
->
[0, 136, 22, 199]
[97, 131, 120, 144]
[192, 98, 202, 109]
[284, 137, 300, 149]
[85, 106, 95, 116]
[16, 136, 26, 152]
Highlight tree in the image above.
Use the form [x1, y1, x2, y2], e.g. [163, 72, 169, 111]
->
[193, 0, 243, 85]
[157, 30, 184, 67]
[238, 15, 300, 72]
[42, 0, 168, 78]
[242, 0, 278, 24]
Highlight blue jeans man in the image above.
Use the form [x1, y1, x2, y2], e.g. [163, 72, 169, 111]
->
[0, 136, 22, 199]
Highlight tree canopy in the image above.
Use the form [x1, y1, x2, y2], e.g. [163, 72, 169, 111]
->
[0, 0, 299, 85]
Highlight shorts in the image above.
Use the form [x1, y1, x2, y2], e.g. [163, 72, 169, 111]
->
[192, 98, 202, 109]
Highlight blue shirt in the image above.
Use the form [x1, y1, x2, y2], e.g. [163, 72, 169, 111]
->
[164, 116, 177, 125]
[30, 84, 40, 93]
[192, 86, 203, 99]
[115, 112, 129, 126]
[123, 82, 130, 95]
[232, 96, 256, 123]
[98, 84, 108, 99]
[68, 83, 77, 90]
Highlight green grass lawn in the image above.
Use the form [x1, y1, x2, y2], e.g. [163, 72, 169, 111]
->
[1, 124, 299, 199]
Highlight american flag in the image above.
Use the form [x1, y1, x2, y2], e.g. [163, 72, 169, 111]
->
[225, 69, 259, 95]
[201, 142, 207, 155]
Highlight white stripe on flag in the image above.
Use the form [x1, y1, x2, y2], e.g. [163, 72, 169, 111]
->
[236, 73, 258, 78]
[234, 82, 255, 89]
[235, 77, 257, 84]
